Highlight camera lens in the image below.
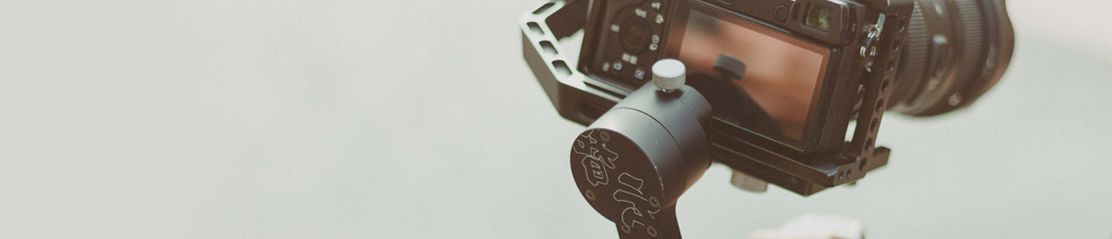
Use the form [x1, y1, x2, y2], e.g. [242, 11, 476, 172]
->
[890, 0, 1014, 116]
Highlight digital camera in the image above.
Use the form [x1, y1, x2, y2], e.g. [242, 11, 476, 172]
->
[524, 0, 1013, 195]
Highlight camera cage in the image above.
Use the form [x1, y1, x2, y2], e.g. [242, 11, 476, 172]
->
[521, 0, 912, 196]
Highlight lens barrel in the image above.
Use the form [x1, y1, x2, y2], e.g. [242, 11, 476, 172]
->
[891, 0, 1015, 116]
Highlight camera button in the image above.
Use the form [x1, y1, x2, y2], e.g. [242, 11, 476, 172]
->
[775, 5, 790, 22]
[619, 18, 652, 54]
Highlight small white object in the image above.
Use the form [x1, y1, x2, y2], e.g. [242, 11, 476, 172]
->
[652, 59, 686, 92]
[749, 214, 864, 239]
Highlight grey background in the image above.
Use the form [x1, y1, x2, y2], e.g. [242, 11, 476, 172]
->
[1, 0, 1111, 238]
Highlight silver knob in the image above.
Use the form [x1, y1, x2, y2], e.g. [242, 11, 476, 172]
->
[652, 59, 686, 93]
[730, 170, 769, 193]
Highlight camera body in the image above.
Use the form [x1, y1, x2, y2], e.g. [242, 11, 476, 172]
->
[568, 0, 913, 195]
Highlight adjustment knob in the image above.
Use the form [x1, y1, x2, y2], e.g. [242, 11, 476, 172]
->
[652, 59, 686, 93]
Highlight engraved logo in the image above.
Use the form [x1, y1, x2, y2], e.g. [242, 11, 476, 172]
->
[573, 130, 619, 187]
[613, 172, 661, 233]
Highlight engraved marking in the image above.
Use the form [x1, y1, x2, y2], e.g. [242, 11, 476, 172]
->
[573, 130, 620, 187]
[612, 173, 662, 232]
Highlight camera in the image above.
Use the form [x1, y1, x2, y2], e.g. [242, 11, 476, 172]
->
[521, 0, 1012, 237]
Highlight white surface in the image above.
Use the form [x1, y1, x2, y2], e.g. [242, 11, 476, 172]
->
[1, 1, 1111, 238]
[750, 214, 862, 239]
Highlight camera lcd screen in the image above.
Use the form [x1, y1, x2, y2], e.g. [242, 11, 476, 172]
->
[677, 10, 830, 145]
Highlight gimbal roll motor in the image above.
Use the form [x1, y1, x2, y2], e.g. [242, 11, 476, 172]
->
[570, 59, 710, 239]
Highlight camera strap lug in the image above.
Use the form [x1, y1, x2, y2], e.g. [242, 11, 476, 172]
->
[861, 14, 886, 72]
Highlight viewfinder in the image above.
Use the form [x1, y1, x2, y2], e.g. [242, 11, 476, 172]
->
[805, 4, 832, 32]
